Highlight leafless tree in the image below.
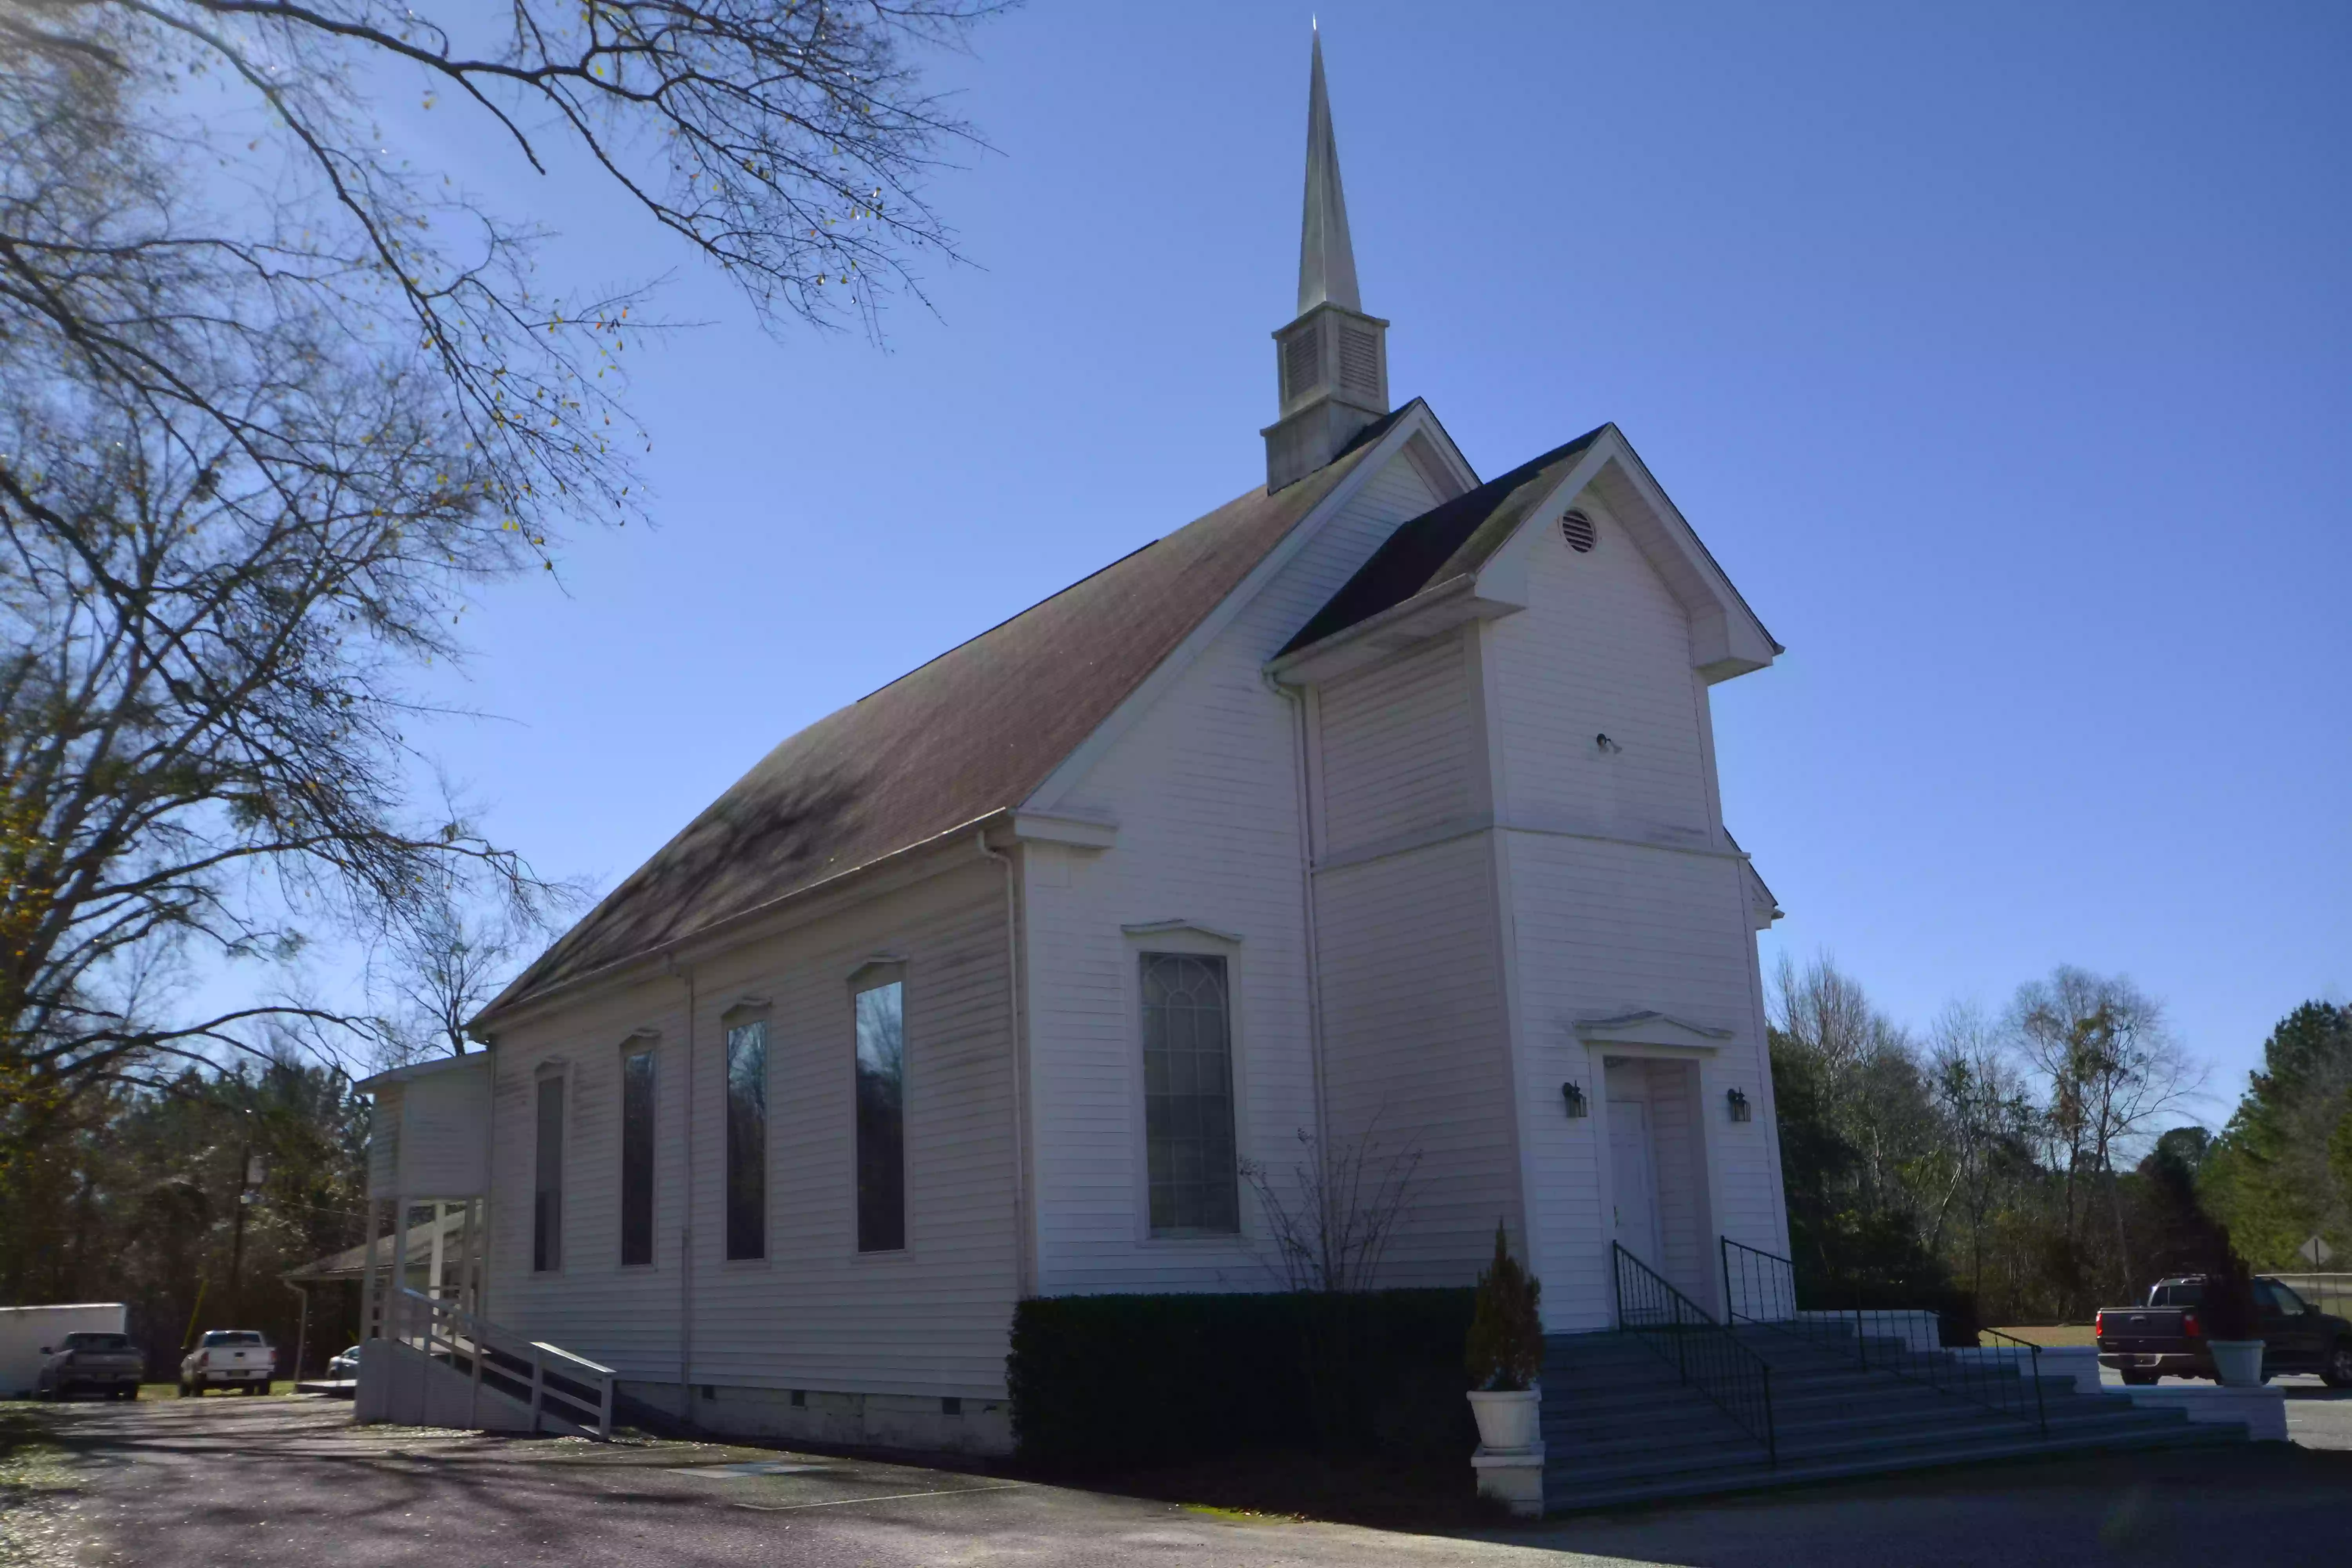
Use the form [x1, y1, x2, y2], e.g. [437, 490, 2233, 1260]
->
[1921, 1001, 2036, 1298]
[2008, 966, 2204, 1299]
[1242, 1125, 1422, 1294]
[1, 1, 999, 1111]
[370, 891, 520, 1067]
[1773, 951, 1936, 1217]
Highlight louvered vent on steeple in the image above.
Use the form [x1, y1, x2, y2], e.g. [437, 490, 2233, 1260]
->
[1281, 325, 1322, 406]
[1262, 27, 1390, 492]
[1337, 325, 1381, 399]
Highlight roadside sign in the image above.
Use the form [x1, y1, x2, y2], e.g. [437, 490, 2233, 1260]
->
[2299, 1235, 2334, 1267]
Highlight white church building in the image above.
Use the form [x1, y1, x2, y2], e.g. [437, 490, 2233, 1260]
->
[359, 34, 1793, 1455]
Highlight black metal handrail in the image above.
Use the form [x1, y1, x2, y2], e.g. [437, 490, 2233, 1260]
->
[1977, 1325, 2049, 1435]
[1613, 1242, 1776, 1465]
[1718, 1237, 2047, 1436]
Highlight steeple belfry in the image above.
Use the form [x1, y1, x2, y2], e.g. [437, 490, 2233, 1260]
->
[1264, 27, 1390, 492]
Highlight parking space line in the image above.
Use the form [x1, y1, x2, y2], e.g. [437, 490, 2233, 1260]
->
[731, 1483, 1023, 1512]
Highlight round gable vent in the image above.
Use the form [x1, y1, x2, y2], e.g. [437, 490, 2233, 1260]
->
[1560, 509, 1597, 553]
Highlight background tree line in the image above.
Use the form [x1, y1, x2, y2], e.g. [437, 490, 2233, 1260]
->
[1771, 955, 2350, 1325]
[0, 1050, 369, 1376]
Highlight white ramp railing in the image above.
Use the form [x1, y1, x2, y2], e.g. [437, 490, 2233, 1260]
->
[376, 1285, 615, 1439]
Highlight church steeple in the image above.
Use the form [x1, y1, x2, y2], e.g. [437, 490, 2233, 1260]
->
[1264, 26, 1390, 492]
[1297, 29, 1360, 315]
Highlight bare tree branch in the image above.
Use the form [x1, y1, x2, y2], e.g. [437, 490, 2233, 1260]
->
[1, 0, 1000, 1115]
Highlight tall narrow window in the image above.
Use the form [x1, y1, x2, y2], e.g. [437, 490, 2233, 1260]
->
[620, 1048, 656, 1267]
[532, 1076, 564, 1271]
[724, 1020, 768, 1260]
[1141, 953, 1239, 1234]
[854, 978, 906, 1252]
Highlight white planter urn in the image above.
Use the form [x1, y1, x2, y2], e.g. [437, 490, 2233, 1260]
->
[2209, 1339, 2266, 1388]
[1467, 1388, 1544, 1517]
[1467, 1387, 1541, 1451]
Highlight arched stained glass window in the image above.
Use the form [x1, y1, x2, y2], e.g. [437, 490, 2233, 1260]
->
[1141, 953, 1239, 1235]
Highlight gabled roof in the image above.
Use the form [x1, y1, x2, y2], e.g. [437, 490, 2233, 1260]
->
[479, 408, 1414, 1022]
[1279, 425, 1606, 655]
[1278, 421, 1780, 678]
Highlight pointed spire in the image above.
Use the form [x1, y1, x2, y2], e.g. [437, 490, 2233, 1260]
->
[1298, 27, 1361, 316]
[1263, 24, 1388, 492]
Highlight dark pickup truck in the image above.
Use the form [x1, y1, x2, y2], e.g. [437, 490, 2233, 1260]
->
[2097, 1275, 2352, 1387]
[35, 1331, 146, 1399]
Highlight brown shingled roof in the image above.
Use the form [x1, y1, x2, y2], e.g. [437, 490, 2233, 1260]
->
[481, 411, 1410, 1020]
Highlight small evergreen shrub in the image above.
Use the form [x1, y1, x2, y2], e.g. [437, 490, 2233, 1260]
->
[1463, 1223, 1543, 1392]
[2198, 1247, 2261, 1341]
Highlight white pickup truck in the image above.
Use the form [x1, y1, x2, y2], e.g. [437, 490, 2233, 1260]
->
[179, 1330, 275, 1396]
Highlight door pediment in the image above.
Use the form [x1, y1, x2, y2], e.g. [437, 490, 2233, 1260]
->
[1573, 1011, 1732, 1052]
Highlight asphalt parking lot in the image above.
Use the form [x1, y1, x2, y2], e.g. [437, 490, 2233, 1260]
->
[4, 1392, 2350, 1567]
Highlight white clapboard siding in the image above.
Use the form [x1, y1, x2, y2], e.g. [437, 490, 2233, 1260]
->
[1024, 448, 1442, 1296]
[483, 855, 1018, 1397]
[396, 1060, 491, 1198]
[1486, 496, 1713, 841]
[1501, 830, 1780, 1331]
[1313, 833, 1519, 1283]
[1317, 631, 1478, 852]
[1462, 477, 1787, 1331]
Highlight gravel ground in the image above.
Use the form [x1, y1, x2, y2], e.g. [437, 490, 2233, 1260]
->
[4, 1394, 2350, 1567]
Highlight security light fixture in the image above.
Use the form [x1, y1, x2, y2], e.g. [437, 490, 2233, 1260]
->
[1727, 1088, 1752, 1123]
[1595, 733, 1622, 754]
[1561, 1080, 1589, 1118]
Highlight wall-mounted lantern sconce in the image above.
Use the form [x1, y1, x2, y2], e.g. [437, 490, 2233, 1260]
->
[1561, 1081, 1589, 1119]
[1726, 1087, 1752, 1123]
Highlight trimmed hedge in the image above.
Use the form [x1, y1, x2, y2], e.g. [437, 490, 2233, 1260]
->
[1006, 1289, 1476, 1468]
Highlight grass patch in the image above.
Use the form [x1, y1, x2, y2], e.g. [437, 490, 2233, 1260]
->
[1993, 1324, 2096, 1348]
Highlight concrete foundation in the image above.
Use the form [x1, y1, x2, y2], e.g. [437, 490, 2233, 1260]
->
[1471, 1443, 1546, 1517]
[621, 1379, 1013, 1455]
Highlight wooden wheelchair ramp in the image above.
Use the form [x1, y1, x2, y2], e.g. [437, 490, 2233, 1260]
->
[354, 1286, 615, 1440]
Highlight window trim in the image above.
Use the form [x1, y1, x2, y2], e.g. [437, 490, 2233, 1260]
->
[849, 961, 911, 1259]
[531, 1060, 569, 1274]
[616, 1031, 660, 1272]
[1124, 926, 1250, 1246]
[719, 1007, 772, 1265]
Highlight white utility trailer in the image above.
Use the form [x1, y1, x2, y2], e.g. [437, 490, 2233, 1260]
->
[0, 1304, 129, 1397]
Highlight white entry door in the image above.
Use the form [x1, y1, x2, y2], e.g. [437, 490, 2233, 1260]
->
[1610, 1101, 1662, 1266]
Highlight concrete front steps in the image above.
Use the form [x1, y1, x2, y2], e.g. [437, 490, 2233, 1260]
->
[1539, 1325, 2245, 1513]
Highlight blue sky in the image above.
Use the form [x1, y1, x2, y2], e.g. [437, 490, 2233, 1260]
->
[338, 1, 2347, 1117]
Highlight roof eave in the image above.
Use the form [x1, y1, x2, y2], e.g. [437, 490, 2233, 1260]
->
[469, 806, 1022, 1036]
[1593, 424, 1784, 665]
[1267, 572, 1524, 685]
[354, 1052, 490, 1095]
